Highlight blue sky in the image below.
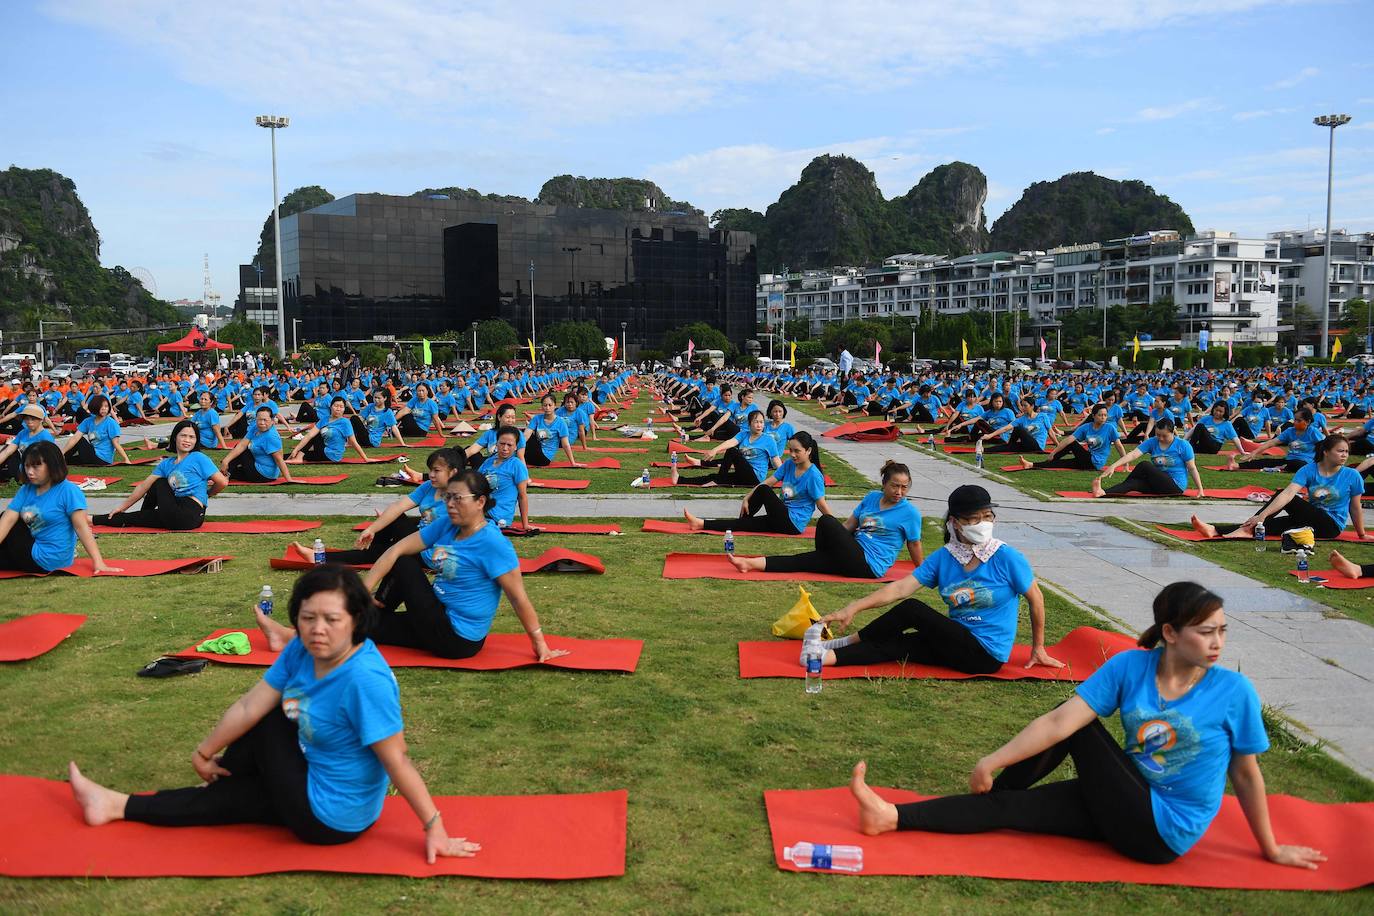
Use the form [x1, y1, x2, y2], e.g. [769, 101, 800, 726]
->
[3, 0, 1372, 302]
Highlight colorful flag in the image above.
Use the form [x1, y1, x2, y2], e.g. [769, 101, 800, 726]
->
[1198, 329, 1210, 352]
[1333, 337, 1343, 359]
[789, 341, 796, 368]
[961, 339, 968, 365]
[1227, 338, 1233, 364]
[527, 338, 536, 364]
[609, 337, 617, 361]
[422, 338, 432, 366]
[687, 339, 695, 363]
[1039, 337, 1047, 360]
[874, 341, 882, 367]
[1132, 335, 1140, 364]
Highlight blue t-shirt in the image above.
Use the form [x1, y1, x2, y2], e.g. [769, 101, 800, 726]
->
[247, 425, 284, 479]
[1292, 463, 1364, 530]
[982, 407, 1015, 442]
[1014, 413, 1055, 450]
[406, 398, 440, 432]
[77, 415, 122, 464]
[12, 426, 56, 454]
[1199, 416, 1237, 442]
[852, 490, 923, 577]
[1072, 421, 1120, 470]
[154, 452, 219, 504]
[1139, 436, 1195, 490]
[193, 408, 221, 448]
[316, 416, 353, 462]
[765, 420, 796, 453]
[734, 430, 782, 483]
[479, 454, 530, 527]
[912, 543, 1034, 663]
[1276, 425, 1322, 463]
[408, 480, 446, 529]
[1241, 404, 1270, 432]
[263, 638, 402, 833]
[360, 405, 397, 448]
[7, 480, 86, 571]
[1076, 648, 1268, 855]
[527, 415, 571, 461]
[418, 519, 520, 640]
[773, 459, 824, 533]
[474, 428, 527, 455]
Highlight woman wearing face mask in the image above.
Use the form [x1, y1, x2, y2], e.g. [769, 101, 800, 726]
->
[847, 582, 1325, 871]
[1191, 433, 1370, 542]
[478, 427, 531, 530]
[1224, 408, 1322, 473]
[1091, 418, 1205, 498]
[220, 406, 293, 483]
[92, 420, 228, 530]
[670, 409, 781, 489]
[683, 431, 830, 535]
[814, 485, 1061, 675]
[727, 460, 922, 579]
[1016, 403, 1123, 472]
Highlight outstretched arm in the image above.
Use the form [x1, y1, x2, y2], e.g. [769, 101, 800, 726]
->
[1229, 753, 1325, 869]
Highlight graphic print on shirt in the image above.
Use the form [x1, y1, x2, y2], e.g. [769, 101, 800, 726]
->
[938, 579, 993, 621]
[281, 690, 315, 742]
[1125, 710, 1200, 778]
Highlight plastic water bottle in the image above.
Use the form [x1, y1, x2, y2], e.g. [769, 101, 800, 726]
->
[803, 622, 824, 694]
[670, 451, 678, 469]
[974, 438, 984, 469]
[1297, 551, 1310, 582]
[783, 842, 863, 873]
[641, 467, 651, 487]
[646, 415, 653, 430]
[313, 538, 326, 565]
[257, 585, 274, 616]
[724, 529, 735, 555]
[1261, 466, 1281, 474]
[1254, 521, 1266, 553]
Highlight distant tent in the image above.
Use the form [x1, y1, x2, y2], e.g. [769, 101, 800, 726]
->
[157, 329, 235, 353]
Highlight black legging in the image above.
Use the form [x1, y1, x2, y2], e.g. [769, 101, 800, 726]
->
[0, 518, 45, 573]
[982, 427, 1043, 454]
[1104, 462, 1183, 496]
[525, 440, 555, 467]
[1232, 417, 1261, 439]
[762, 514, 878, 578]
[92, 477, 206, 530]
[226, 451, 276, 482]
[227, 413, 252, 439]
[702, 485, 802, 535]
[1038, 440, 1099, 471]
[0, 449, 22, 483]
[1349, 434, 1374, 456]
[894, 718, 1177, 865]
[296, 435, 331, 463]
[323, 515, 419, 566]
[1187, 425, 1222, 454]
[833, 598, 1001, 673]
[397, 414, 431, 437]
[371, 554, 486, 659]
[1213, 493, 1342, 539]
[124, 707, 362, 846]
[295, 402, 319, 424]
[676, 447, 761, 487]
[708, 420, 740, 441]
[1235, 455, 1307, 472]
[65, 437, 113, 467]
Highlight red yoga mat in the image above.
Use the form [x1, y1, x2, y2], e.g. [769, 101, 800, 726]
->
[0, 775, 625, 880]
[93, 519, 323, 535]
[544, 458, 621, 470]
[227, 475, 349, 487]
[0, 613, 86, 661]
[667, 440, 709, 454]
[520, 547, 605, 574]
[821, 420, 900, 442]
[395, 434, 447, 448]
[1156, 525, 1368, 543]
[641, 519, 815, 538]
[174, 629, 642, 673]
[528, 478, 591, 490]
[1056, 486, 1274, 500]
[339, 455, 404, 464]
[1001, 463, 1136, 474]
[662, 552, 913, 583]
[764, 786, 1374, 890]
[502, 523, 622, 535]
[739, 627, 1134, 681]
[0, 556, 230, 579]
[1287, 569, 1374, 589]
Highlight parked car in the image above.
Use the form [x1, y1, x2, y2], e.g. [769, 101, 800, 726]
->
[110, 359, 137, 376]
[1346, 354, 1374, 367]
[133, 360, 154, 375]
[47, 363, 79, 381]
[81, 360, 113, 378]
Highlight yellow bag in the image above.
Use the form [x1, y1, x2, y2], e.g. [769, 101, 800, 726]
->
[771, 585, 832, 640]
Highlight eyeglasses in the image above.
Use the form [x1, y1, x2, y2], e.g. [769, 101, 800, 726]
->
[442, 492, 480, 505]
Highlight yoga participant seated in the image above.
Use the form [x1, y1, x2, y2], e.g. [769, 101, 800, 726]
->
[1091, 418, 1204, 498]
[465, 404, 525, 464]
[763, 399, 795, 454]
[981, 399, 1054, 454]
[92, 420, 227, 530]
[728, 460, 922, 579]
[191, 391, 228, 451]
[847, 581, 1326, 870]
[287, 397, 369, 464]
[945, 392, 1013, 443]
[1123, 395, 1172, 444]
[0, 441, 120, 574]
[1223, 408, 1321, 473]
[940, 390, 985, 439]
[811, 484, 1060, 674]
[354, 388, 406, 449]
[60, 395, 131, 466]
[220, 406, 293, 483]
[1188, 402, 1245, 455]
[523, 394, 580, 468]
[0, 404, 56, 484]
[261, 471, 565, 662]
[670, 408, 781, 488]
[69, 564, 480, 860]
[477, 428, 531, 530]
[1191, 433, 1369, 542]
[224, 386, 280, 439]
[1014, 403, 1122, 472]
[683, 431, 830, 535]
[395, 383, 445, 437]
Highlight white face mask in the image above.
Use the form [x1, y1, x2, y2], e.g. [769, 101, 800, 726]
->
[954, 519, 995, 545]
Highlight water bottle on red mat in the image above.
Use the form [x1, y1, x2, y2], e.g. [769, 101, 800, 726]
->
[784, 842, 863, 872]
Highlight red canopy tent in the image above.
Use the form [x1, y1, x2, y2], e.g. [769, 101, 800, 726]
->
[157, 330, 235, 353]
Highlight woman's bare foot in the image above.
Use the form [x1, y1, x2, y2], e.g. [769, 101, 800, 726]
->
[1224, 457, 1240, 471]
[68, 761, 128, 826]
[683, 509, 704, 531]
[850, 761, 898, 835]
[1090, 477, 1106, 498]
[289, 541, 314, 562]
[670, 466, 680, 485]
[285, 456, 304, 465]
[255, 605, 297, 652]
[1330, 550, 1364, 579]
[1017, 456, 1032, 470]
[727, 553, 764, 573]
[1190, 514, 1219, 538]
[143, 437, 157, 451]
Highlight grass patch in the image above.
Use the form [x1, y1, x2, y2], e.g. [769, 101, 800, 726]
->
[0, 515, 1370, 910]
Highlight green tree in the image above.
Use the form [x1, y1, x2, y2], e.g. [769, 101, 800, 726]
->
[543, 320, 610, 360]
[1339, 298, 1372, 353]
[215, 318, 267, 351]
[782, 318, 812, 341]
[474, 318, 519, 353]
[662, 322, 732, 360]
[820, 320, 892, 359]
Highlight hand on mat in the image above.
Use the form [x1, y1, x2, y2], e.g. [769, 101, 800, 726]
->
[1269, 844, 1327, 869]
[427, 824, 481, 863]
[532, 636, 571, 663]
[355, 528, 376, 550]
[1024, 646, 1065, 670]
[92, 562, 124, 575]
[192, 750, 231, 783]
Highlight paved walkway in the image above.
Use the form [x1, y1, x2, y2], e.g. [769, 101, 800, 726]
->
[109, 404, 1374, 778]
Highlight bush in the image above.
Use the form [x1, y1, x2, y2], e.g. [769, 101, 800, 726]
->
[795, 340, 824, 360]
[356, 343, 389, 367]
[734, 355, 759, 369]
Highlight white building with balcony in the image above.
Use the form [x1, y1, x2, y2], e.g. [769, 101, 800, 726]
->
[1270, 229, 1374, 347]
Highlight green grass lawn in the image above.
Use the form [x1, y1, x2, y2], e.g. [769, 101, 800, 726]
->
[1, 515, 1370, 912]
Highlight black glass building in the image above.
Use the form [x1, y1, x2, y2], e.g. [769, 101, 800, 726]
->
[276, 193, 757, 354]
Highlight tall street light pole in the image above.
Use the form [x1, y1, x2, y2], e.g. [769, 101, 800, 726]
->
[1314, 113, 1351, 359]
[255, 114, 290, 360]
[529, 260, 536, 359]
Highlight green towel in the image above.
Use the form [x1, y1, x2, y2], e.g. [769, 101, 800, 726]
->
[196, 632, 252, 656]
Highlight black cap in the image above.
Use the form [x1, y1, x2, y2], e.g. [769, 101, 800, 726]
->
[947, 484, 996, 517]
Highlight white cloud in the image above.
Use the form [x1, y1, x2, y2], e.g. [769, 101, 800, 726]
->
[1268, 66, 1319, 90]
[1096, 127, 1117, 135]
[1233, 107, 1296, 121]
[1132, 98, 1213, 122]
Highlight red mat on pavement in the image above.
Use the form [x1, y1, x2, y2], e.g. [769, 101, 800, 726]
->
[227, 475, 349, 487]
[502, 523, 622, 535]
[519, 548, 605, 574]
[545, 458, 621, 470]
[528, 479, 590, 490]
[0, 556, 230, 579]
[821, 420, 900, 442]
[93, 519, 322, 535]
[662, 552, 912, 583]
[0, 775, 626, 879]
[739, 627, 1134, 681]
[764, 786, 1374, 890]
[1286, 569, 1374, 589]
[641, 519, 814, 538]
[174, 629, 642, 673]
[0, 614, 86, 661]
[1156, 525, 1367, 543]
[1056, 486, 1274, 500]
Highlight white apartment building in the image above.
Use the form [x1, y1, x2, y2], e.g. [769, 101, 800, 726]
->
[1270, 229, 1374, 346]
[757, 230, 1285, 347]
